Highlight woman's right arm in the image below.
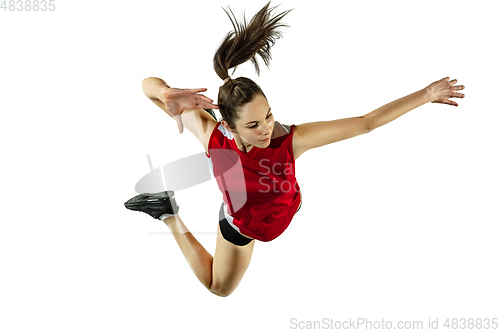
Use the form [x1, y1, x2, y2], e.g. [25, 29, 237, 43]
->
[142, 77, 219, 153]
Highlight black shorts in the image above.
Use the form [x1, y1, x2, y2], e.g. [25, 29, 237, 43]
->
[219, 203, 254, 246]
[218, 200, 302, 246]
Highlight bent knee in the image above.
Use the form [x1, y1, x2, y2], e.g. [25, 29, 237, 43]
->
[210, 289, 233, 297]
[209, 282, 236, 297]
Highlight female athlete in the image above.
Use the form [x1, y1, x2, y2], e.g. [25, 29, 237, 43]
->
[125, 2, 465, 297]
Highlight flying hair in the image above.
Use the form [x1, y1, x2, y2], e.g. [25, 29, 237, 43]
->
[213, 1, 292, 80]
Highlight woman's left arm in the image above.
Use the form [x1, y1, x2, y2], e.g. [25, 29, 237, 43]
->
[293, 77, 465, 159]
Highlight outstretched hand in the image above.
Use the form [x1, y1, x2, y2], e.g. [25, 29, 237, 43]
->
[426, 77, 465, 107]
[159, 88, 219, 133]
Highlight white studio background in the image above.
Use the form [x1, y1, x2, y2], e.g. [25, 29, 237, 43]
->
[1, 0, 498, 332]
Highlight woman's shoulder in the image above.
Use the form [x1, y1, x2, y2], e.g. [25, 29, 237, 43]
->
[206, 120, 237, 156]
[271, 121, 292, 139]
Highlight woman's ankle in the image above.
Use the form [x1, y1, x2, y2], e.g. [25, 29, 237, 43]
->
[163, 214, 189, 234]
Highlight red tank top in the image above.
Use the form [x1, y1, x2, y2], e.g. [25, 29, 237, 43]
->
[206, 121, 301, 241]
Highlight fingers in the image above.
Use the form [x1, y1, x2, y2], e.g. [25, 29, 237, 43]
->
[450, 79, 465, 98]
[444, 78, 458, 88]
[197, 94, 214, 104]
[443, 77, 466, 99]
[438, 98, 460, 106]
[189, 88, 208, 93]
[203, 101, 220, 109]
[187, 88, 219, 108]
[433, 99, 459, 107]
[196, 93, 220, 109]
[447, 78, 466, 91]
[440, 77, 463, 87]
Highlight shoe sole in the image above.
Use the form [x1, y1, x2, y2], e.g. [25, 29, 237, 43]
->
[124, 191, 176, 208]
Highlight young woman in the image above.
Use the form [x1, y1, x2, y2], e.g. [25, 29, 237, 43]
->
[125, 2, 465, 297]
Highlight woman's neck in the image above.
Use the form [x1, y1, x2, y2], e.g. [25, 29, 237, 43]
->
[234, 133, 254, 153]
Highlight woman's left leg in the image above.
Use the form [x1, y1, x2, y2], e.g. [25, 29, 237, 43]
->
[163, 214, 255, 297]
[211, 223, 255, 296]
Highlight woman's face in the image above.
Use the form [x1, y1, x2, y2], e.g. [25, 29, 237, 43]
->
[226, 94, 274, 148]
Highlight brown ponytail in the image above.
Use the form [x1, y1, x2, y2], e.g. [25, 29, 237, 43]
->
[213, 1, 292, 130]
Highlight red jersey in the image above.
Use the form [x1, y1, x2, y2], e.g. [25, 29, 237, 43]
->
[206, 121, 301, 241]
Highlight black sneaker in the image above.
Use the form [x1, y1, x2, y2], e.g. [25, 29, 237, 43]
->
[124, 191, 179, 220]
